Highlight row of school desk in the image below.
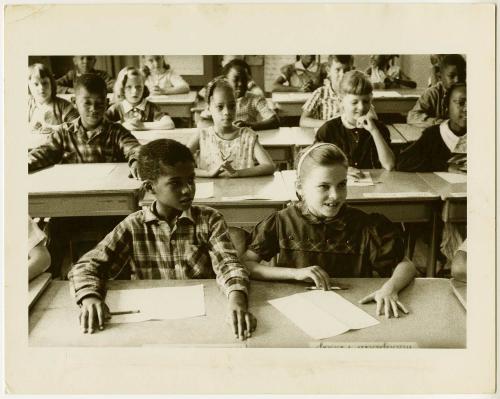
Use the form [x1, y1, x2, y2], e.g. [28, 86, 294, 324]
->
[58, 88, 425, 126]
[28, 163, 466, 276]
[28, 277, 465, 348]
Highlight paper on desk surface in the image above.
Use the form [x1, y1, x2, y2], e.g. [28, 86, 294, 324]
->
[269, 291, 379, 340]
[194, 182, 214, 199]
[106, 285, 205, 324]
[363, 191, 433, 198]
[434, 172, 467, 184]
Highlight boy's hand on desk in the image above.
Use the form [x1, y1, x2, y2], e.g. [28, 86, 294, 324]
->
[359, 284, 409, 319]
[294, 265, 331, 290]
[227, 291, 257, 340]
[80, 297, 110, 334]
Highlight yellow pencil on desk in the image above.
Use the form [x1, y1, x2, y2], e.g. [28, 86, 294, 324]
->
[110, 310, 141, 315]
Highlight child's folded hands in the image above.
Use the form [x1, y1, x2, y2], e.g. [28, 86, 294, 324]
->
[79, 296, 111, 334]
[359, 283, 409, 319]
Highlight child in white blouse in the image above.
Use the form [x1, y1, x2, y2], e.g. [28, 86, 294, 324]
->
[188, 78, 275, 178]
[106, 66, 175, 130]
[142, 55, 190, 95]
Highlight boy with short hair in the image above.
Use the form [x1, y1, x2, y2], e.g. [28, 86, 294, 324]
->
[68, 139, 256, 339]
[57, 56, 115, 94]
[29, 74, 141, 176]
[407, 54, 466, 128]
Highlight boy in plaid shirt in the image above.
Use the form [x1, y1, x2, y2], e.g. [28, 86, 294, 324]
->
[68, 139, 256, 340]
[29, 74, 141, 177]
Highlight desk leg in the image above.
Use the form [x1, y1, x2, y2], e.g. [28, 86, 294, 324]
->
[427, 209, 439, 277]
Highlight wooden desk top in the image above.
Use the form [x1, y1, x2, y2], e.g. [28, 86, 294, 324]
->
[281, 169, 439, 203]
[272, 89, 425, 104]
[29, 163, 141, 196]
[140, 171, 290, 207]
[417, 172, 467, 200]
[393, 123, 425, 142]
[29, 278, 465, 348]
[147, 91, 197, 105]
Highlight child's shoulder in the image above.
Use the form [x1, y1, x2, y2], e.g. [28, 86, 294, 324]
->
[189, 204, 226, 224]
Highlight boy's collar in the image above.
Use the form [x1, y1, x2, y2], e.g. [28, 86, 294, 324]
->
[144, 201, 195, 224]
[76, 117, 106, 135]
[122, 98, 147, 114]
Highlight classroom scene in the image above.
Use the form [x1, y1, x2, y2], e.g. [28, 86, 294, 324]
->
[28, 54, 467, 348]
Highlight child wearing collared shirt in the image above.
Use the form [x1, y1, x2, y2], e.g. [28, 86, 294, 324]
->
[397, 83, 467, 173]
[142, 55, 190, 96]
[56, 56, 115, 94]
[68, 138, 256, 339]
[106, 66, 175, 131]
[273, 55, 321, 92]
[315, 70, 395, 172]
[29, 74, 141, 176]
[300, 55, 354, 128]
[28, 63, 79, 135]
[242, 143, 417, 318]
[407, 54, 466, 128]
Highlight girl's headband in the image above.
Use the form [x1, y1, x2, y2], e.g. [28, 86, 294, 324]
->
[296, 142, 343, 177]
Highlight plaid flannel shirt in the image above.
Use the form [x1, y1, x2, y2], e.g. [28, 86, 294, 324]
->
[236, 92, 276, 123]
[302, 83, 342, 121]
[28, 117, 141, 172]
[68, 202, 250, 304]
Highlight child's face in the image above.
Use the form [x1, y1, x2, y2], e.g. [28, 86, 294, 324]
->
[226, 67, 248, 98]
[448, 86, 467, 131]
[300, 55, 315, 68]
[29, 75, 52, 103]
[341, 93, 372, 124]
[151, 161, 196, 212]
[209, 86, 236, 129]
[73, 56, 96, 74]
[329, 61, 352, 90]
[441, 65, 460, 90]
[144, 56, 163, 72]
[124, 75, 144, 105]
[297, 164, 347, 219]
[75, 87, 106, 129]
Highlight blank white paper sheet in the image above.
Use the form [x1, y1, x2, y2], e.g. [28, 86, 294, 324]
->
[269, 290, 379, 339]
[106, 285, 206, 324]
[434, 172, 467, 184]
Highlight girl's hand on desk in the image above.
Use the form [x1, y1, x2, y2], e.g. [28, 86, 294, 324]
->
[359, 285, 409, 319]
[294, 265, 331, 291]
[347, 167, 366, 179]
[80, 297, 110, 334]
[227, 291, 257, 340]
[221, 161, 240, 177]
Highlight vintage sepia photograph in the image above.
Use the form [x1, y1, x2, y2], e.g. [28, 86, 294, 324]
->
[4, 3, 496, 395]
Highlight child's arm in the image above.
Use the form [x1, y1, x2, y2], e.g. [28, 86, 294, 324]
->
[300, 89, 329, 128]
[451, 240, 467, 282]
[358, 117, 395, 170]
[359, 258, 417, 318]
[206, 210, 256, 340]
[237, 96, 280, 131]
[28, 130, 65, 172]
[68, 221, 132, 334]
[114, 125, 142, 177]
[407, 87, 445, 128]
[28, 244, 51, 281]
[396, 128, 433, 172]
[186, 131, 227, 177]
[300, 110, 326, 128]
[225, 140, 275, 177]
[242, 249, 331, 290]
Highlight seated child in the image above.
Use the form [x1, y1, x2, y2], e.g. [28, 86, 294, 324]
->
[315, 70, 395, 172]
[29, 74, 141, 177]
[365, 55, 417, 89]
[188, 78, 275, 177]
[451, 239, 467, 282]
[106, 66, 175, 131]
[428, 54, 444, 87]
[142, 55, 190, 95]
[407, 54, 466, 127]
[198, 60, 280, 131]
[28, 63, 79, 135]
[56, 56, 114, 94]
[68, 139, 256, 339]
[272, 55, 321, 92]
[242, 143, 417, 318]
[397, 83, 466, 173]
[28, 216, 51, 281]
[300, 55, 354, 128]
